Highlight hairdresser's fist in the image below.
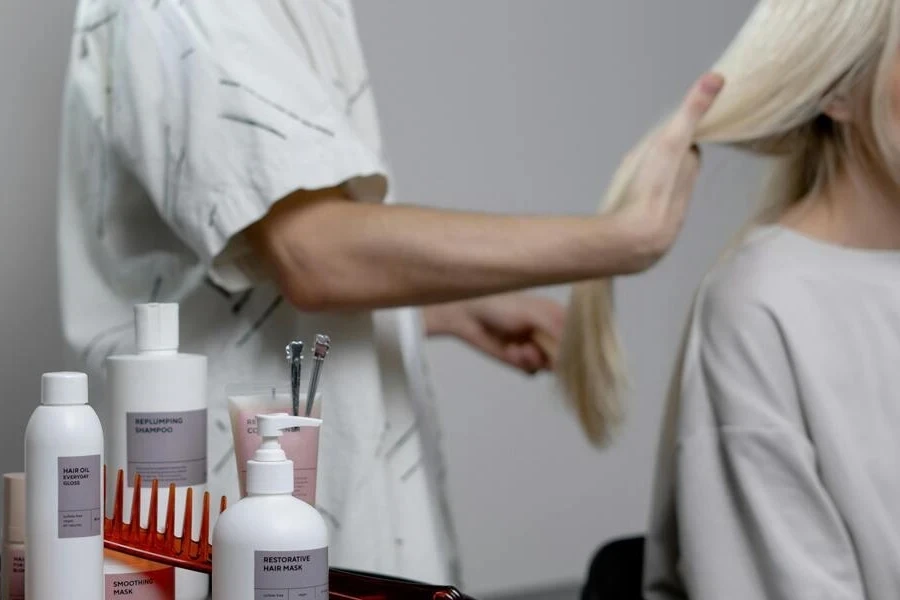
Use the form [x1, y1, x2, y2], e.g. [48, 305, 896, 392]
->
[616, 72, 725, 271]
[423, 293, 565, 375]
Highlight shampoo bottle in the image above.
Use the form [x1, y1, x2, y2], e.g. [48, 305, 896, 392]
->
[106, 303, 208, 599]
[25, 372, 104, 600]
[212, 413, 328, 600]
[2, 473, 25, 600]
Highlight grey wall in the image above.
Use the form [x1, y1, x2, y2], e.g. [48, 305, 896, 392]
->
[0, 1, 759, 598]
[0, 0, 75, 505]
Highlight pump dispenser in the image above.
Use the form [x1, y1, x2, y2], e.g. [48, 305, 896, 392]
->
[106, 303, 207, 599]
[247, 414, 317, 495]
[212, 414, 328, 600]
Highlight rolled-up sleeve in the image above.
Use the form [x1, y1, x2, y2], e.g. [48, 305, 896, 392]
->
[108, 1, 386, 290]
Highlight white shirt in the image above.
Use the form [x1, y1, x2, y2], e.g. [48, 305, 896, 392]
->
[57, 0, 459, 584]
[645, 225, 900, 599]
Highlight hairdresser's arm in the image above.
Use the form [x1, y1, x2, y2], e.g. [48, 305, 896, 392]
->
[245, 74, 725, 312]
[246, 194, 654, 311]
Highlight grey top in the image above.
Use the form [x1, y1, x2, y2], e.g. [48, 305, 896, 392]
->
[644, 225, 900, 600]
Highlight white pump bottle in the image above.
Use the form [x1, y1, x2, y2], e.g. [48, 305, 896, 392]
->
[212, 413, 328, 600]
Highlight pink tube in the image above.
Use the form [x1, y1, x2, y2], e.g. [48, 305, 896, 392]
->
[227, 391, 322, 505]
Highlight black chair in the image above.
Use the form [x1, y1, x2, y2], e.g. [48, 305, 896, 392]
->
[580, 536, 645, 600]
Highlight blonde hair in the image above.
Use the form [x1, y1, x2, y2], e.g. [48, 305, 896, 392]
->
[558, 0, 900, 446]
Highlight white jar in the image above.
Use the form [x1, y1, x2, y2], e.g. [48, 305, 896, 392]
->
[104, 549, 176, 599]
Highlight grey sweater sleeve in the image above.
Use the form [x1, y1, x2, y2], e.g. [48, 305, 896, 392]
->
[658, 283, 865, 600]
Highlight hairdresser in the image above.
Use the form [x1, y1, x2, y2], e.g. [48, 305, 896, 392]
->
[56, 1, 723, 588]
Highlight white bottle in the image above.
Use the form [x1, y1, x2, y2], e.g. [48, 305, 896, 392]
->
[106, 303, 209, 599]
[25, 372, 104, 600]
[212, 414, 328, 600]
[2, 473, 25, 600]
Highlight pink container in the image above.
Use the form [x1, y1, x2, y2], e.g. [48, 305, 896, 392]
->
[226, 386, 323, 505]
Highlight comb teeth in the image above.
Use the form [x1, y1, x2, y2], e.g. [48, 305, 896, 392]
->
[103, 468, 226, 574]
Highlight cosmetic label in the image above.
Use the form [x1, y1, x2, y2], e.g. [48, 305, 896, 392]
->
[237, 409, 319, 504]
[127, 409, 207, 488]
[9, 547, 25, 600]
[104, 567, 175, 599]
[254, 549, 328, 599]
[58, 454, 102, 538]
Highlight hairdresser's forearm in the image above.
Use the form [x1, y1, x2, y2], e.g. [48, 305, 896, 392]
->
[247, 195, 652, 311]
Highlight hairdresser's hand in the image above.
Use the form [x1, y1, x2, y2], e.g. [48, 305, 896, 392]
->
[423, 293, 565, 375]
[616, 72, 725, 270]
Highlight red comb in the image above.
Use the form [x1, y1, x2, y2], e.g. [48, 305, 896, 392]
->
[102, 467, 473, 599]
[103, 465, 221, 573]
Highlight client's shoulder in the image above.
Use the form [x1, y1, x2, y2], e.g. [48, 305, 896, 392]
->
[698, 226, 804, 327]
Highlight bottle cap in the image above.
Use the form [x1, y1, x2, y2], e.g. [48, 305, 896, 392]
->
[3, 473, 25, 544]
[41, 372, 88, 406]
[135, 303, 179, 352]
[246, 413, 321, 496]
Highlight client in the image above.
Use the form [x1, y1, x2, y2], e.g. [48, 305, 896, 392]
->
[560, 0, 900, 598]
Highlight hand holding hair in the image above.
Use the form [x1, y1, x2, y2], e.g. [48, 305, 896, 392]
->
[557, 72, 725, 446]
[612, 73, 725, 271]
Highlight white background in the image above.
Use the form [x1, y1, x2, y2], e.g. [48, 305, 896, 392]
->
[0, 1, 758, 597]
